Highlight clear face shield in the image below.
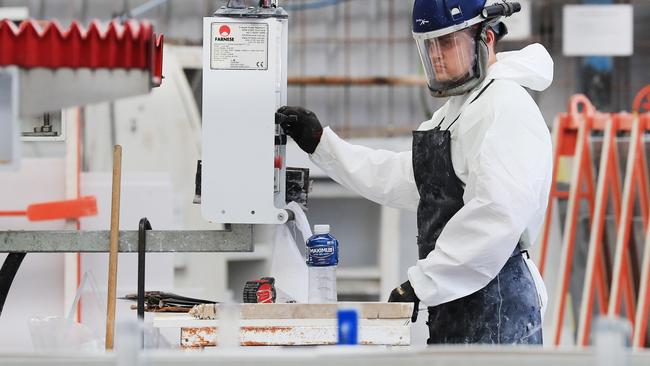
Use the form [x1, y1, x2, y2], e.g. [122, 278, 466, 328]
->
[414, 27, 480, 96]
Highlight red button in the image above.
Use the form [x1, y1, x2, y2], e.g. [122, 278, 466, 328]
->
[274, 156, 282, 169]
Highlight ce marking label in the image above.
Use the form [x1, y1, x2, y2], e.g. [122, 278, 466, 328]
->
[256, 61, 265, 68]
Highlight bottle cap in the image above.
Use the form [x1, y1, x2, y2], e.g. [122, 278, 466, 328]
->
[313, 225, 330, 235]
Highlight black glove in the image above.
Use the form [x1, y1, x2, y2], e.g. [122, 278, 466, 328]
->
[388, 280, 420, 323]
[277, 106, 323, 154]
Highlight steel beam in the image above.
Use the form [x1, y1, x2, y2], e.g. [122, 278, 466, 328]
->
[0, 225, 253, 253]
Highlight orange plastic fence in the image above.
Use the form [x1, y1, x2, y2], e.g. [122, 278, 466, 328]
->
[633, 85, 650, 113]
[542, 89, 650, 348]
[576, 113, 628, 346]
[607, 116, 649, 326]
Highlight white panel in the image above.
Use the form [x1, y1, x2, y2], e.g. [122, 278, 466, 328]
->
[0, 158, 68, 351]
[563, 5, 634, 56]
[201, 16, 288, 224]
[0, 68, 20, 171]
[18, 69, 150, 117]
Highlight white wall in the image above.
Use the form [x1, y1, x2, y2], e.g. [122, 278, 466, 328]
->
[0, 159, 67, 351]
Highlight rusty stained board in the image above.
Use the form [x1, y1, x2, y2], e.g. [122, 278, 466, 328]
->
[179, 323, 411, 348]
[156, 303, 413, 347]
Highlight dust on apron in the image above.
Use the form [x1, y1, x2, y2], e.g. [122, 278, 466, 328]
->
[412, 80, 543, 345]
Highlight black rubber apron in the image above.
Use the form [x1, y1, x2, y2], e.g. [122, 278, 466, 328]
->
[413, 80, 543, 345]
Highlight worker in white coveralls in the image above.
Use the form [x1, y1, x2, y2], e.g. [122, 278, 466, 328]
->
[278, 0, 553, 344]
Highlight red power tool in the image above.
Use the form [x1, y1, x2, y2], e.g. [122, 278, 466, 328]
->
[243, 277, 276, 304]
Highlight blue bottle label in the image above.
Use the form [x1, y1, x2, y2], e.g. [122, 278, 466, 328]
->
[307, 237, 338, 266]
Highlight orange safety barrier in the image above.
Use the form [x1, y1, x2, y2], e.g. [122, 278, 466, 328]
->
[633, 115, 650, 348]
[544, 88, 650, 348]
[549, 95, 598, 346]
[633, 85, 650, 113]
[607, 116, 649, 329]
[539, 96, 593, 275]
[576, 113, 628, 346]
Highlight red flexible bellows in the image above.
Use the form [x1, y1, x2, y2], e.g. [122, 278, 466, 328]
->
[0, 19, 164, 84]
[152, 34, 164, 86]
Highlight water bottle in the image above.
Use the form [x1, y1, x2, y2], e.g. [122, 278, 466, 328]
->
[307, 224, 338, 303]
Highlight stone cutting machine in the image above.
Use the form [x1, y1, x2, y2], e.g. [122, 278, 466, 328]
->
[201, 0, 305, 225]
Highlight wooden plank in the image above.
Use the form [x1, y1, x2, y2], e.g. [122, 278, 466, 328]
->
[187, 303, 414, 320]
[105, 145, 122, 350]
[154, 314, 409, 328]
[155, 303, 414, 347]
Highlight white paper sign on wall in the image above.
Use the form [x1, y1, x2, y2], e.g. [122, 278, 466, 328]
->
[563, 4, 634, 56]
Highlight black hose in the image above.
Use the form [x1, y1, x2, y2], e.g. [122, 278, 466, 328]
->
[0, 253, 26, 318]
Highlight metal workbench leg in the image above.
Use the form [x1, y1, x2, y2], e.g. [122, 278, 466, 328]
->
[138, 218, 152, 349]
[138, 218, 152, 320]
[0, 253, 26, 317]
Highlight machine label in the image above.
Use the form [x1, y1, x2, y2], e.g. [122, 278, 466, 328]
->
[210, 22, 269, 71]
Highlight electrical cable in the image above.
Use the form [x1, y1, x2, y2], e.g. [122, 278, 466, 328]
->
[0, 253, 26, 318]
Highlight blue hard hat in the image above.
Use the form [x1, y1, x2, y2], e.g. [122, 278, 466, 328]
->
[412, 0, 487, 34]
[411, 0, 519, 97]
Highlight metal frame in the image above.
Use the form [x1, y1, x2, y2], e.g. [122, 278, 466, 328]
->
[0, 225, 253, 318]
[0, 226, 253, 253]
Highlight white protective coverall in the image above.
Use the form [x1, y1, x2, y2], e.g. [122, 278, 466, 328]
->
[309, 43, 553, 312]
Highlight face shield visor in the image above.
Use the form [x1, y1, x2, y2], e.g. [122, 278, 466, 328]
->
[414, 26, 481, 97]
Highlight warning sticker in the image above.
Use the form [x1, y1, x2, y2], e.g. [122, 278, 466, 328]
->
[210, 22, 269, 70]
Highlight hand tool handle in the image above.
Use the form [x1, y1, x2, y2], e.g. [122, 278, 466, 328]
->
[106, 145, 122, 350]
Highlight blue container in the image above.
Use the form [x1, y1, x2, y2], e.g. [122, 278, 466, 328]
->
[337, 309, 358, 345]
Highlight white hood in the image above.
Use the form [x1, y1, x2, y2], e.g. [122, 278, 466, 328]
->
[487, 43, 554, 92]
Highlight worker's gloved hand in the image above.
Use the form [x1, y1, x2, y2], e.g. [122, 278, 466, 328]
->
[277, 106, 323, 154]
[388, 280, 420, 323]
